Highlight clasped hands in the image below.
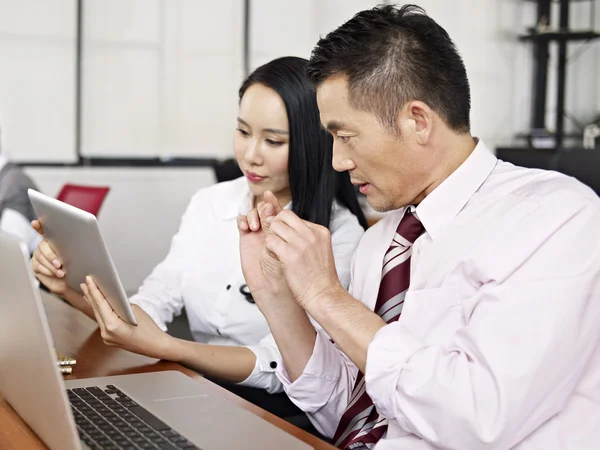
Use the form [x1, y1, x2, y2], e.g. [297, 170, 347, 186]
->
[236, 190, 344, 315]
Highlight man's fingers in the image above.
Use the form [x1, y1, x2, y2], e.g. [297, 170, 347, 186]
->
[269, 218, 297, 245]
[265, 233, 288, 260]
[272, 210, 307, 233]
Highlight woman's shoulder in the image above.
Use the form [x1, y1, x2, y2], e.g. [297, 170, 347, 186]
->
[186, 176, 248, 211]
[329, 201, 365, 240]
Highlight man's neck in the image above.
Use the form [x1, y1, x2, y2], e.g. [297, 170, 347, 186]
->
[414, 133, 477, 204]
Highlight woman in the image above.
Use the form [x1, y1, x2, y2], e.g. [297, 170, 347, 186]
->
[31, 57, 366, 395]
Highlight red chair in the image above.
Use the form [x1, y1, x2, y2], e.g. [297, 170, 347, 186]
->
[56, 184, 110, 217]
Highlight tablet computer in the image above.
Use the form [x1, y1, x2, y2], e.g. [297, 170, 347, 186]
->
[28, 189, 137, 325]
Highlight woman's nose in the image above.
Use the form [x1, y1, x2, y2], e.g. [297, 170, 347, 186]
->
[244, 139, 263, 165]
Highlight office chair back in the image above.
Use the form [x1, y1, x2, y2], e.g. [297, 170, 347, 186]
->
[56, 184, 110, 217]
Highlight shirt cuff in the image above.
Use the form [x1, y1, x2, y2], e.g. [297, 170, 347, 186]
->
[278, 330, 342, 413]
[237, 344, 283, 394]
[365, 322, 425, 421]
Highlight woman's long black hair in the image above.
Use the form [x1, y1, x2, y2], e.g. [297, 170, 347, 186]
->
[239, 56, 368, 230]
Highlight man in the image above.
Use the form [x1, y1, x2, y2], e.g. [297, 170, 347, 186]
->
[0, 127, 40, 253]
[238, 5, 600, 449]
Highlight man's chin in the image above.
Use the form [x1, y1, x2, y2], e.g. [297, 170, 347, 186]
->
[365, 195, 395, 213]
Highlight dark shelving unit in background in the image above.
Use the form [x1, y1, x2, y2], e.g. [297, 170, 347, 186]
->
[496, 0, 600, 195]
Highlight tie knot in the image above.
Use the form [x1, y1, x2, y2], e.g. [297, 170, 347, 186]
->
[396, 211, 424, 244]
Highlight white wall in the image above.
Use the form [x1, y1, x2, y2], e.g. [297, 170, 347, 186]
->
[0, 0, 245, 162]
[3, 0, 598, 162]
[0, 0, 76, 162]
[25, 167, 215, 293]
[81, 0, 245, 159]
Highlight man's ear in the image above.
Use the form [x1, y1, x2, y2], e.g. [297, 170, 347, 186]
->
[399, 100, 433, 145]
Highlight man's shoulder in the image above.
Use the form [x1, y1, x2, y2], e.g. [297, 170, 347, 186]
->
[329, 201, 364, 238]
[485, 162, 600, 214]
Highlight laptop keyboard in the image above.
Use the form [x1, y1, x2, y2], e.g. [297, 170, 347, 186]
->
[67, 385, 200, 450]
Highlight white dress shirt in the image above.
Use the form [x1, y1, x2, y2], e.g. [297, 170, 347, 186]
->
[280, 141, 600, 449]
[130, 176, 364, 394]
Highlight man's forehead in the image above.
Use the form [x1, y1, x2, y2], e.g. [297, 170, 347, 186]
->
[316, 74, 350, 102]
[316, 75, 352, 129]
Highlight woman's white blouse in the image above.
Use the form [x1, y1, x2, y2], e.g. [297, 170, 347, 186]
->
[129, 177, 365, 393]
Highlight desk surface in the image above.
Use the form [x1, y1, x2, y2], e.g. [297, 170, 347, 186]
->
[0, 292, 336, 450]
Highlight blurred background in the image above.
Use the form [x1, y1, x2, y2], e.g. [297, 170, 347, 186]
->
[0, 0, 598, 292]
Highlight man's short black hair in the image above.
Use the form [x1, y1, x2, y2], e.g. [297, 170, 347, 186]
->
[307, 4, 471, 134]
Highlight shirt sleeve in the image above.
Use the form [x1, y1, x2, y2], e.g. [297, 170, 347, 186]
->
[129, 193, 203, 331]
[238, 333, 283, 394]
[277, 220, 364, 438]
[279, 329, 358, 438]
[365, 198, 600, 449]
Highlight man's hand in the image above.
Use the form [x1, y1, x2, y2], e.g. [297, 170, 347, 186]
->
[266, 211, 345, 312]
[81, 276, 173, 360]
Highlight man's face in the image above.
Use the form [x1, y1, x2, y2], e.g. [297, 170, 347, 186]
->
[316, 75, 435, 211]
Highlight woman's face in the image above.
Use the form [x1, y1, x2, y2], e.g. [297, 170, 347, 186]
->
[234, 83, 291, 205]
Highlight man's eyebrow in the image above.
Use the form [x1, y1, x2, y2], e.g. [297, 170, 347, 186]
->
[325, 121, 346, 132]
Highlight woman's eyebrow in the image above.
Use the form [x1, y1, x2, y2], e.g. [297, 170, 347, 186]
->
[238, 117, 288, 135]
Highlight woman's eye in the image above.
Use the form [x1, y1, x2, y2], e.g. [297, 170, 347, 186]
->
[236, 128, 250, 136]
[338, 136, 350, 144]
[266, 139, 283, 147]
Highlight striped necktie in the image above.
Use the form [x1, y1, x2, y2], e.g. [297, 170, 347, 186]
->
[333, 211, 424, 450]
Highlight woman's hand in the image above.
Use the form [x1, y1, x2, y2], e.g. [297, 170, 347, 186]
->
[238, 191, 289, 302]
[30, 220, 70, 296]
[81, 276, 173, 360]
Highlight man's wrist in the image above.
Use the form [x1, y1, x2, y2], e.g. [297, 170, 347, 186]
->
[304, 282, 347, 320]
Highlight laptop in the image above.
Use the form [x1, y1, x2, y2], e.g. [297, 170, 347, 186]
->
[0, 231, 312, 450]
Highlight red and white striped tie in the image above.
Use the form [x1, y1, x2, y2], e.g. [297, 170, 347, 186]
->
[333, 211, 424, 449]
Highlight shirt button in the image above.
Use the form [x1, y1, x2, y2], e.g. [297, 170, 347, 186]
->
[270, 361, 277, 369]
[226, 285, 231, 290]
